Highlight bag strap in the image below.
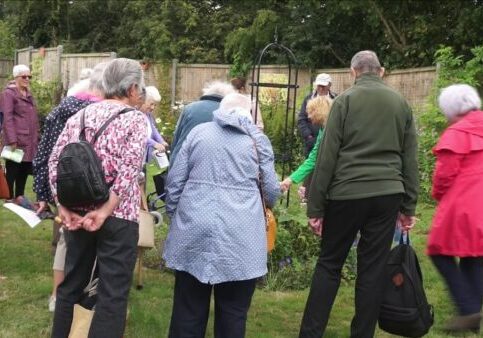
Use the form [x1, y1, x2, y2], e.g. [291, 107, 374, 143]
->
[399, 231, 410, 245]
[83, 258, 98, 297]
[250, 136, 269, 221]
[80, 107, 135, 144]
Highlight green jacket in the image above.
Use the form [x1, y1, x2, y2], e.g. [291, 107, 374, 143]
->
[307, 73, 419, 218]
[290, 129, 324, 184]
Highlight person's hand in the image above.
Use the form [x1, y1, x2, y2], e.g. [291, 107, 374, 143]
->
[80, 209, 111, 232]
[154, 143, 166, 152]
[57, 205, 83, 230]
[398, 213, 417, 232]
[297, 186, 306, 200]
[162, 141, 169, 148]
[80, 191, 119, 232]
[309, 217, 323, 237]
[9, 143, 17, 151]
[280, 178, 292, 192]
[36, 201, 48, 214]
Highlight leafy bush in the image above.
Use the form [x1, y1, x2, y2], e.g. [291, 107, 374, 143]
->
[417, 46, 483, 202]
[29, 56, 62, 118]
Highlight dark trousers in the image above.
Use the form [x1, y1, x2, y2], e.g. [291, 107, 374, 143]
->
[299, 194, 402, 338]
[51, 216, 138, 338]
[5, 160, 32, 198]
[169, 270, 257, 338]
[431, 255, 482, 315]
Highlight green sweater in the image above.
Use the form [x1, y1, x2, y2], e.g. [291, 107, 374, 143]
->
[307, 74, 419, 218]
[290, 129, 324, 184]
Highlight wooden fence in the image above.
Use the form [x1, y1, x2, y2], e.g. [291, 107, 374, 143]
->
[167, 62, 437, 109]
[14, 46, 437, 110]
[0, 58, 14, 88]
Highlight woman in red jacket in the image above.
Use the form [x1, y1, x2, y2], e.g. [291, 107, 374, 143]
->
[1, 64, 39, 199]
[428, 84, 482, 334]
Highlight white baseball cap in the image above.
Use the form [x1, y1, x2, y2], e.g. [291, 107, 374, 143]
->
[314, 73, 332, 86]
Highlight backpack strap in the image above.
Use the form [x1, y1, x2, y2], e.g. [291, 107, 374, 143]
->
[83, 107, 135, 144]
[399, 232, 410, 245]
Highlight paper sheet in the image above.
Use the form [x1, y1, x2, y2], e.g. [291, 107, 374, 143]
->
[3, 203, 42, 228]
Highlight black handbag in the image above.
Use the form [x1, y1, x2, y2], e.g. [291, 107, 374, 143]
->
[378, 234, 434, 337]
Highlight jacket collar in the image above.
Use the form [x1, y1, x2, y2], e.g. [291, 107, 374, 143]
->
[354, 73, 383, 85]
[200, 94, 223, 103]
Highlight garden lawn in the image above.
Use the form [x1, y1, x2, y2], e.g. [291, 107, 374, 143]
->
[0, 177, 479, 337]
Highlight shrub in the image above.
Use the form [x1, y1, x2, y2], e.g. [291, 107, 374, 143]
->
[417, 46, 483, 202]
[29, 56, 62, 119]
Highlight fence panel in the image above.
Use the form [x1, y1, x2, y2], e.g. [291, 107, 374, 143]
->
[61, 53, 116, 90]
[0, 59, 14, 88]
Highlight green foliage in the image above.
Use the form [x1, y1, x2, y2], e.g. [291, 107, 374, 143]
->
[29, 56, 62, 118]
[0, 20, 16, 58]
[417, 46, 483, 202]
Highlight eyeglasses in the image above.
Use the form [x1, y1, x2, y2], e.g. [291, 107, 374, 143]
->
[18, 75, 32, 80]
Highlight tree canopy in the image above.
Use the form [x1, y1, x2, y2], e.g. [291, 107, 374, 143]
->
[0, 0, 481, 70]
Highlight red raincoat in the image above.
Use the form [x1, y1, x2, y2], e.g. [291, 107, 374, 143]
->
[427, 110, 483, 257]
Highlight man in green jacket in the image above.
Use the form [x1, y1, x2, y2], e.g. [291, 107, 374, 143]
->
[299, 50, 419, 338]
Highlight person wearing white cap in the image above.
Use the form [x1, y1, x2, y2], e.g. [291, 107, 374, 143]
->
[296, 73, 337, 201]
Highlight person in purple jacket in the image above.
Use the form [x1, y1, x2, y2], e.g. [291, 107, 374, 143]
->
[139, 86, 168, 163]
[1, 64, 39, 199]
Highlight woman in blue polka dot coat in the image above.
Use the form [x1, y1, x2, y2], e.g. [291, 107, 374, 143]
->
[164, 93, 280, 338]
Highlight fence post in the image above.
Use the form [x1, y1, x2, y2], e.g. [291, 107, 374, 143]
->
[171, 58, 178, 107]
[28, 46, 33, 67]
[57, 45, 63, 80]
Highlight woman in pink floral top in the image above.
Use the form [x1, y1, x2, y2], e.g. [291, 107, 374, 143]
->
[49, 58, 147, 338]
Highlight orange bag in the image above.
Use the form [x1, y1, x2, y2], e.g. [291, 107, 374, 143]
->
[0, 164, 9, 199]
[265, 207, 277, 252]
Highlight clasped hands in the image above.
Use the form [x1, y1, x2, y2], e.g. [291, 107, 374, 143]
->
[307, 213, 417, 238]
[57, 205, 110, 232]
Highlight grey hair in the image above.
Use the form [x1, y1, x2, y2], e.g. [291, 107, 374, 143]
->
[350, 50, 381, 75]
[66, 79, 90, 96]
[219, 93, 253, 122]
[438, 84, 481, 120]
[79, 68, 93, 80]
[202, 81, 235, 97]
[13, 64, 30, 77]
[145, 86, 161, 103]
[102, 58, 145, 99]
[88, 62, 108, 93]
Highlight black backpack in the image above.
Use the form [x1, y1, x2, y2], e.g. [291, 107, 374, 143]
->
[378, 234, 434, 337]
[56, 107, 134, 208]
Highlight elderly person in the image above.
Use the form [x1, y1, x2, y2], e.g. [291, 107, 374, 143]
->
[1, 64, 39, 200]
[139, 86, 168, 160]
[33, 62, 106, 312]
[280, 96, 332, 193]
[164, 93, 280, 338]
[297, 73, 337, 156]
[427, 84, 482, 334]
[299, 51, 419, 337]
[169, 80, 234, 165]
[49, 58, 147, 338]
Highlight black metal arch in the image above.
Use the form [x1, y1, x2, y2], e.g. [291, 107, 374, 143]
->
[250, 42, 299, 206]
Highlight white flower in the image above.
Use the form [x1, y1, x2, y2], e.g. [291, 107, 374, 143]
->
[155, 118, 162, 124]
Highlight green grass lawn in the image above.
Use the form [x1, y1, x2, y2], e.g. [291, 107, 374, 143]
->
[0, 176, 479, 337]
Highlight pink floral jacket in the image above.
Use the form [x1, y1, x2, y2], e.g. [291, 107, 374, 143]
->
[48, 101, 147, 222]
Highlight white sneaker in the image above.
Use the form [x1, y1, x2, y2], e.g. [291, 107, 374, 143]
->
[48, 295, 56, 312]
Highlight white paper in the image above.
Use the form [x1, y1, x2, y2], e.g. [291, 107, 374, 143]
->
[1, 146, 24, 163]
[3, 203, 42, 228]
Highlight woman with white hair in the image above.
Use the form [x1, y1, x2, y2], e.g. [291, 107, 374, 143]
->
[139, 86, 168, 159]
[1, 64, 39, 200]
[49, 58, 147, 338]
[427, 84, 482, 334]
[169, 80, 234, 165]
[164, 92, 280, 338]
